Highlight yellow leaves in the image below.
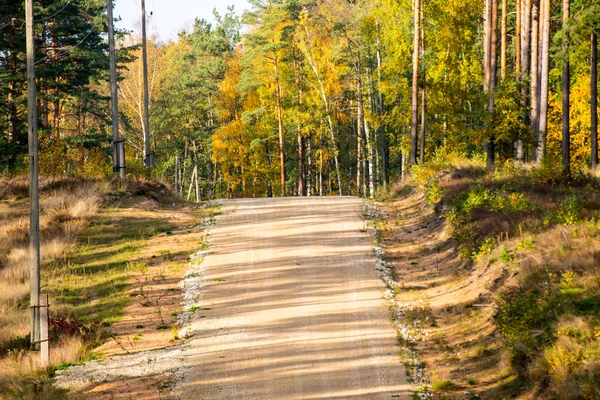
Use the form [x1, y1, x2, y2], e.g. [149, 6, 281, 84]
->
[547, 74, 593, 168]
[216, 50, 244, 122]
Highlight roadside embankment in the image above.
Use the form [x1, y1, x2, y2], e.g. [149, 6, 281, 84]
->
[375, 160, 600, 399]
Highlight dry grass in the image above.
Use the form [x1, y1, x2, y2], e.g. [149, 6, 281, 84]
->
[0, 337, 84, 400]
[0, 178, 107, 398]
[0, 176, 207, 399]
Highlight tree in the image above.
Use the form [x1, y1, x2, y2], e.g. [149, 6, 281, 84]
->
[562, 0, 571, 176]
[593, 29, 598, 172]
[536, 0, 550, 161]
[410, 0, 421, 166]
[242, 0, 294, 197]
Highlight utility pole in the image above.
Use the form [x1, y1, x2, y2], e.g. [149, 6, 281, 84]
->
[141, 0, 153, 167]
[107, 0, 125, 179]
[25, 0, 41, 350]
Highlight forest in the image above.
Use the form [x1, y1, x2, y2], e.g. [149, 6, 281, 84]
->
[1, 0, 600, 399]
[1, 0, 598, 197]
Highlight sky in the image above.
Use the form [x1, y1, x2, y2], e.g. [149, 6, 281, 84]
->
[114, 0, 251, 42]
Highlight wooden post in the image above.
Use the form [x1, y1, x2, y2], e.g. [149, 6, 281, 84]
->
[40, 295, 49, 367]
[141, 0, 153, 167]
[107, 0, 125, 180]
[26, 0, 41, 351]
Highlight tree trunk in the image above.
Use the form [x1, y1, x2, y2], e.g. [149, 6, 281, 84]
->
[484, 0, 491, 91]
[530, 0, 540, 153]
[420, 88, 426, 164]
[376, 35, 388, 190]
[297, 118, 306, 196]
[319, 152, 323, 197]
[366, 66, 377, 198]
[517, 0, 531, 161]
[307, 136, 312, 196]
[295, 57, 306, 196]
[487, 0, 498, 170]
[516, 0, 522, 78]
[356, 99, 363, 197]
[591, 31, 598, 172]
[420, 7, 426, 164]
[274, 53, 286, 197]
[562, 0, 570, 177]
[537, 0, 550, 161]
[410, 0, 421, 165]
[501, 0, 507, 80]
[357, 55, 368, 197]
[365, 120, 375, 198]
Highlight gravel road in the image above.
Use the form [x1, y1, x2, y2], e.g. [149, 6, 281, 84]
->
[180, 197, 410, 399]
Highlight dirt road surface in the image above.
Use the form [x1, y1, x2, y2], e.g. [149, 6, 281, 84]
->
[180, 197, 410, 399]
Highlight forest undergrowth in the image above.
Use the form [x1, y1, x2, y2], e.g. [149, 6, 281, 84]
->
[0, 177, 208, 400]
[378, 155, 600, 400]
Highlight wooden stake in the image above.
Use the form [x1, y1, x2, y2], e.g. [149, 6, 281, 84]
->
[40, 295, 49, 367]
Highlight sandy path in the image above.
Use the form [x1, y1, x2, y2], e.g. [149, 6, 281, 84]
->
[180, 197, 410, 399]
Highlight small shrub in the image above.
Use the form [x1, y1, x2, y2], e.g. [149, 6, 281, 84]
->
[498, 244, 515, 265]
[544, 197, 582, 226]
[495, 290, 555, 344]
[473, 237, 498, 260]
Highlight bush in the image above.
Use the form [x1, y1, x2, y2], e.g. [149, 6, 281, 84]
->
[495, 289, 556, 345]
[543, 197, 582, 226]
[455, 185, 535, 215]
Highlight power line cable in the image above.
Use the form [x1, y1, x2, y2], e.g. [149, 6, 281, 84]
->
[0, 25, 97, 75]
[38, 0, 74, 23]
[1, 0, 74, 30]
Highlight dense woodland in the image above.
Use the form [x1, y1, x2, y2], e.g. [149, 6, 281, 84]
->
[1, 0, 599, 198]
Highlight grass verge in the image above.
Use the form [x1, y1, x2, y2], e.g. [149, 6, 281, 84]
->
[0, 177, 212, 400]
